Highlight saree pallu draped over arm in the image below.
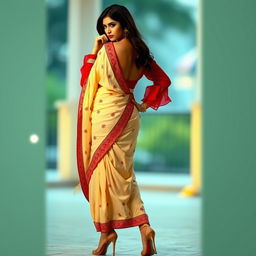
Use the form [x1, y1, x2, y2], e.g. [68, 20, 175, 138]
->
[80, 54, 97, 87]
[76, 42, 150, 232]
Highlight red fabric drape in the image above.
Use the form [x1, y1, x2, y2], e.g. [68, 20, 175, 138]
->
[141, 60, 172, 110]
[80, 54, 97, 87]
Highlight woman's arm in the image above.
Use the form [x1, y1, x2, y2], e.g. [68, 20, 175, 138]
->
[80, 35, 109, 87]
[141, 60, 172, 110]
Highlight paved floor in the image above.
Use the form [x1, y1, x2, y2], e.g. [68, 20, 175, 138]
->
[47, 186, 201, 256]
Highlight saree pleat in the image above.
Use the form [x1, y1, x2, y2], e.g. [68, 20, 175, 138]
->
[76, 42, 149, 232]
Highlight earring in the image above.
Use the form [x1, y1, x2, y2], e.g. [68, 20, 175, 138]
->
[124, 28, 129, 38]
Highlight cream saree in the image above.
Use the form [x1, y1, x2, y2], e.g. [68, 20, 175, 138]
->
[76, 42, 150, 232]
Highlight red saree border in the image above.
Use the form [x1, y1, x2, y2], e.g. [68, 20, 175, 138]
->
[104, 42, 130, 94]
[76, 84, 89, 201]
[94, 213, 150, 232]
[86, 94, 134, 184]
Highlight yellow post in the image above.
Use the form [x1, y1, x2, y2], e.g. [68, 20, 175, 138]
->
[180, 102, 201, 197]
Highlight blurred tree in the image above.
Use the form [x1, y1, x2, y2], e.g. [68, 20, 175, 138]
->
[103, 0, 195, 37]
[47, 0, 68, 78]
[135, 114, 190, 173]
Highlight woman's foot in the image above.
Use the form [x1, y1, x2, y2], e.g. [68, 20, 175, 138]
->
[92, 230, 118, 256]
[139, 224, 157, 256]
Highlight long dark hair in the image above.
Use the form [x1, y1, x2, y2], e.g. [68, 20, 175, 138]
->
[96, 4, 153, 70]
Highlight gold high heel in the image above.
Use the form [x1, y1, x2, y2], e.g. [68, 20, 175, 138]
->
[140, 224, 157, 256]
[92, 230, 117, 256]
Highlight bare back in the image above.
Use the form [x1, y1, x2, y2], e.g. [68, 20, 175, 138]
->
[113, 39, 144, 81]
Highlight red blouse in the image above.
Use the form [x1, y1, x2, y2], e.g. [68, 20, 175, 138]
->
[141, 60, 172, 110]
[80, 54, 172, 110]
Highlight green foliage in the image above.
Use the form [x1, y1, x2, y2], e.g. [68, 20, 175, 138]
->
[135, 114, 190, 172]
[102, 0, 195, 36]
[46, 71, 66, 109]
[46, 72, 66, 145]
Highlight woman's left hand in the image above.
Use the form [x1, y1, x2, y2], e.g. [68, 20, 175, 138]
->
[132, 99, 148, 112]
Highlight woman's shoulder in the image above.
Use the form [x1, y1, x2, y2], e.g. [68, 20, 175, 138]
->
[113, 39, 133, 56]
[113, 38, 132, 46]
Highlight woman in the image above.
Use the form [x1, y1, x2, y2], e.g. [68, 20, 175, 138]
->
[76, 4, 172, 256]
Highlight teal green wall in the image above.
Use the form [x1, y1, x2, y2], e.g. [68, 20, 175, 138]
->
[0, 1, 45, 255]
[202, 0, 256, 255]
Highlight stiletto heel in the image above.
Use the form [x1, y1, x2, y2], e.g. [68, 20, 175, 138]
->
[148, 233, 157, 254]
[92, 230, 117, 256]
[112, 237, 116, 256]
[140, 224, 157, 256]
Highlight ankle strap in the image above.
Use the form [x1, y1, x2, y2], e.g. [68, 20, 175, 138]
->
[139, 224, 150, 230]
